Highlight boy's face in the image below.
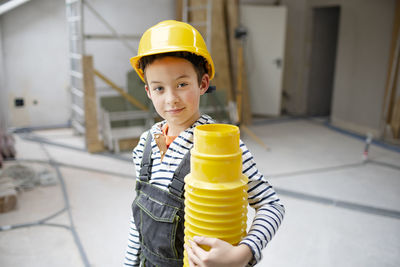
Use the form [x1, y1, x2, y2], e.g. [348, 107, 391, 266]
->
[144, 56, 209, 135]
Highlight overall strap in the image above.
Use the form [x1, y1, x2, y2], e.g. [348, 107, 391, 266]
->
[139, 131, 153, 182]
[169, 150, 191, 198]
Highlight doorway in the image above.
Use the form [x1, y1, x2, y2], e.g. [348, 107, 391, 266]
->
[241, 5, 287, 117]
[306, 6, 341, 116]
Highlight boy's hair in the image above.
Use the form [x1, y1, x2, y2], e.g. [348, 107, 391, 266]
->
[139, 52, 208, 85]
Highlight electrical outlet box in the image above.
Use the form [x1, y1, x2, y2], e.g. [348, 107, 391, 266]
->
[14, 98, 24, 107]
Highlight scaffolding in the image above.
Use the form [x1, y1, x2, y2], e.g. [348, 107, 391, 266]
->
[65, 0, 154, 152]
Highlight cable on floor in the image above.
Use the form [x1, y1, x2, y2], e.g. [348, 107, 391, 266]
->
[40, 143, 91, 267]
[0, 141, 91, 267]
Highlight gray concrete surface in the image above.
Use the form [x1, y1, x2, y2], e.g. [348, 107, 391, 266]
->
[1, 118, 399, 266]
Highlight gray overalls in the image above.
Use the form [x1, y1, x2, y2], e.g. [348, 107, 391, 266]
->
[132, 132, 190, 267]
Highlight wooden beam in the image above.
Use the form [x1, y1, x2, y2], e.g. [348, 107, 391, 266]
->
[82, 55, 105, 153]
[383, 0, 400, 138]
[118, 137, 140, 152]
[94, 69, 148, 111]
[211, 0, 233, 104]
[176, 0, 183, 21]
[391, 96, 400, 138]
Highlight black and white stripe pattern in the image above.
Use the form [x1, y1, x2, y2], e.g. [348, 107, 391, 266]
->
[124, 114, 285, 266]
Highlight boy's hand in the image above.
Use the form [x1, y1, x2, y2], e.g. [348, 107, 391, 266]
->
[184, 236, 253, 267]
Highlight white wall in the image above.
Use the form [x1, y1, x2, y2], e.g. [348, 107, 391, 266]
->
[2, 0, 69, 128]
[1, 0, 175, 128]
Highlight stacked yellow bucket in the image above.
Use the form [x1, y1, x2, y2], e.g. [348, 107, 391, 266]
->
[183, 124, 248, 266]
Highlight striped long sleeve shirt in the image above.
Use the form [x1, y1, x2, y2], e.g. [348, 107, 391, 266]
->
[124, 114, 285, 266]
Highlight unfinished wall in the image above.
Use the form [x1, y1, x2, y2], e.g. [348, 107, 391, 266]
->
[279, 0, 395, 137]
[2, 0, 175, 128]
[230, 0, 395, 137]
[280, 0, 308, 114]
[330, 0, 395, 136]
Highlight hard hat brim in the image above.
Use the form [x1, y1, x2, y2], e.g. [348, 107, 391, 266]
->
[130, 47, 215, 83]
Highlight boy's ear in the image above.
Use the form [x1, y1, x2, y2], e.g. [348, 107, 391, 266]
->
[199, 74, 210, 95]
[145, 85, 152, 99]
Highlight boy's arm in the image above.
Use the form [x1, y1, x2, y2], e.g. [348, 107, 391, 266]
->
[239, 141, 285, 265]
[123, 215, 141, 266]
[124, 131, 148, 266]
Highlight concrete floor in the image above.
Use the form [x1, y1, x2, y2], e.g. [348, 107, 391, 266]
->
[0, 118, 399, 267]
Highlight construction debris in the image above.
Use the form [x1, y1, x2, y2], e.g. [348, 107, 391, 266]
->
[1, 164, 38, 190]
[1, 164, 58, 190]
[0, 176, 17, 213]
[0, 164, 58, 213]
[0, 131, 16, 168]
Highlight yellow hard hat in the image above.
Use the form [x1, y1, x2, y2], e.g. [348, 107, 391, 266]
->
[130, 20, 215, 82]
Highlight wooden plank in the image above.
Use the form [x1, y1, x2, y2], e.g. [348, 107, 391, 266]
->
[94, 69, 148, 111]
[211, 0, 233, 104]
[391, 96, 400, 138]
[226, 0, 238, 123]
[226, 0, 238, 83]
[82, 55, 105, 153]
[241, 50, 252, 125]
[118, 137, 140, 152]
[176, 0, 183, 21]
[383, 0, 400, 132]
[237, 44, 244, 123]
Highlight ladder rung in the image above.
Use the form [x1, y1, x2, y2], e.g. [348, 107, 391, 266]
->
[67, 16, 81, 22]
[72, 112, 85, 124]
[188, 5, 207, 11]
[69, 53, 82, 59]
[70, 70, 83, 79]
[72, 104, 84, 116]
[84, 34, 141, 40]
[70, 35, 82, 41]
[70, 87, 84, 97]
[66, 0, 80, 5]
[71, 120, 85, 134]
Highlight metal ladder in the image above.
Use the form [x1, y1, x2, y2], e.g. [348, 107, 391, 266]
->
[182, 0, 213, 52]
[65, 0, 154, 152]
[65, 0, 85, 135]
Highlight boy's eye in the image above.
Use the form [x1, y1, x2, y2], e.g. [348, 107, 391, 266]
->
[153, 86, 163, 92]
[178, 83, 188, 88]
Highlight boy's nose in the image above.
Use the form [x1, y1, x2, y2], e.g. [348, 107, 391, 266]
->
[165, 89, 179, 104]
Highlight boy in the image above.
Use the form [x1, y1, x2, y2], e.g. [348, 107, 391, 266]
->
[124, 20, 285, 267]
